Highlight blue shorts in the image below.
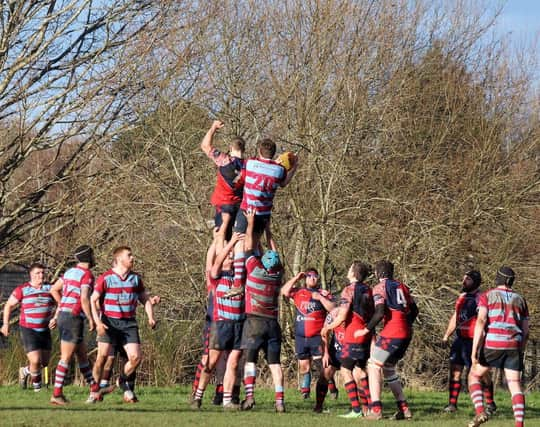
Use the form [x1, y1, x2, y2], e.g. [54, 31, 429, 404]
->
[450, 336, 473, 368]
[328, 337, 342, 369]
[340, 342, 370, 370]
[97, 316, 140, 346]
[209, 320, 244, 351]
[295, 335, 322, 360]
[214, 204, 240, 239]
[58, 312, 84, 345]
[20, 327, 52, 353]
[371, 336, 411, 366]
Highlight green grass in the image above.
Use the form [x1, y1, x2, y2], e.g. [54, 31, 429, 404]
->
[0, 386, 539, 426]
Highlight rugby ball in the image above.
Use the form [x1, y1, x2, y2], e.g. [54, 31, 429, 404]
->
[277, 151, 297, 171]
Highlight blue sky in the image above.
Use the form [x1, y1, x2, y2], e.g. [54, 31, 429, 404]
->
[497, 0, 540, 45]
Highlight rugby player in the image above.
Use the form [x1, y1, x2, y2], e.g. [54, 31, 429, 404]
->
[239, 209, 286, 412]
[467, 267, 529, 427]
[200, 119, 245, 239]
[89, 246, 156, 403]
[191, 232, 245, 410]
[281, 268, 335, 400]
[322, 261, 374, 418]
[361, 260, 418, 421]
[49, 246, 97, 405]
[442, 270, 496, 414]
[1, 263, 55, 392]
[227, 138, 298, 296]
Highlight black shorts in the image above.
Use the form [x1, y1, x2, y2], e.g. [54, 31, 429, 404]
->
[209, 320, 244, 351]
[20, 326, 52, 353]
[241, 315, 281, 364]
[233, 210, 269, 235]
[295, 335, 322, 360]
[214, 204, 240, 239]
[450, 337, 473, 368]
[328, 337, 342, 369]
[58, 312, 85, 345]
[479, 348, 523, 371]
[340, 342, 370, 371]
[97, 316, 140, 346]
[371, 336, 411, 366]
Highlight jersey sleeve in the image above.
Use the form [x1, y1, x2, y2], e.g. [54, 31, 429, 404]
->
[94, 274, 106, 295]
[372, 283, 386, 306]
[477, 291, 488, 310]
[11, 285, 23, 302]
[136, 275, 145, 294]
[81, 270, 95, 289]
[288, 287, 299, 301]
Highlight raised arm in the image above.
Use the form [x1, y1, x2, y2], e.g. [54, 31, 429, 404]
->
[200, 120, 224, 156]
[244, 209, 256, 256]
[279, 158, 299, 188]
[211, 232, 243, 279]
[281, 272, 305, 297]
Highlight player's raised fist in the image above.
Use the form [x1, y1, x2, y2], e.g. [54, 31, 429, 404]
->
[212, 120, 224, 130]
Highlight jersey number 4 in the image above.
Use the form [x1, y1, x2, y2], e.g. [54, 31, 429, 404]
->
[395, 288, 407, 308]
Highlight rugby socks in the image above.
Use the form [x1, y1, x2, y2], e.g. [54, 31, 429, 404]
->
[79, 361, 94, 385]
[194, 387, 205, 400]
[315, 379, 328, 409]
[301, 371, 311, 395]
[101, 365, 113, 388]
[449, 379, 461, 406]
[232, 384, 241, 403]
[469, 380, 485, 415]
[275, 384, 284, 406]
[328, 378, 338, 394]
[371, 400, 383, 414]
[358, 376, 372, 408]
[397, 399, 410, 413]
[344, 380, 361, 413]
[244, 363, 256, 400]
[511, 392, 525, 427]
[53, 360, 69, 396]
[192, 362, 204, 394]
[223, 391, 232, 406]
[482, 381, 494, 406]
[30, 370, 42, 390]
[215, 383, 224, 397]
[233, 251, 246, 290]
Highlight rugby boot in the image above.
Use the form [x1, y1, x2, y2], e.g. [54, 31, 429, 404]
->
[468, 411, 489, 427]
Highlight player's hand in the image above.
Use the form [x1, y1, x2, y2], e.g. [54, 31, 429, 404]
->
[96, 322, 108, 336]
[148, 318, 157, 329]
[231, 232, 245, 244]
[0, 325, 9, 337]
[442, 336, 449, 347]
[48, 317, 57, 330]
[322, 353, 330, 369]
[296, 272, 306, 281]
[354, 327, 370, 338]
[88, 319, 95, 332]
[311, 291, 321, 301]
[212, 120, 224, 131]
[245, 208, 256, 223]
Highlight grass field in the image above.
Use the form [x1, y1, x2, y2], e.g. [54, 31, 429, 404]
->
[0, 386, 539, 426]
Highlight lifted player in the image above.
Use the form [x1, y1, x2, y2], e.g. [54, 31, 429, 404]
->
[281, 268, 335, 401]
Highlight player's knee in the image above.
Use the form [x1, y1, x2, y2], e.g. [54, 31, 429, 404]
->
[128, 353, 141, 367]
[367, 358, 383, 371]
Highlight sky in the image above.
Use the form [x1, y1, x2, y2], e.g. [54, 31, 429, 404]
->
[497, 0, 540, 47]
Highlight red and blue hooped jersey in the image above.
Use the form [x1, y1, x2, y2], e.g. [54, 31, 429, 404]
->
[479, 287, 529, 350]
[11, 283, 55, 331]
[373, 278, 414, 339]
[290, 287, 333, 338]
[59, 266, 94, 317]
[455, 290, 480, 339]
[340, 282, 374, 344]
[210, 271, 244, 321]
[245, 255, 283, 318]
[94, 269, 145, 320]
[240, 158, 286, 215]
